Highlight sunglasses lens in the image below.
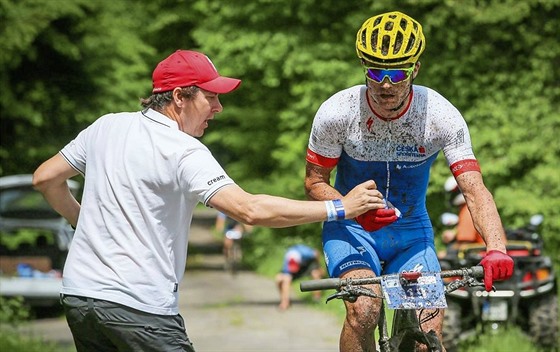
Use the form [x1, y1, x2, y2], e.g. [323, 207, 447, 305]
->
[365, 68, 410, 83]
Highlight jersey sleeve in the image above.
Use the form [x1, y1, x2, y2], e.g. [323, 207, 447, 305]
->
[436, 94, 481, 177]
[306, 96, 347, 167]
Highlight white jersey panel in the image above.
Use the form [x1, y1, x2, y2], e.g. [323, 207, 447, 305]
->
[308, 85, 475, 165]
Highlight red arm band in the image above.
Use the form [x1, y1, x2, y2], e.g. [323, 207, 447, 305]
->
[450, 159, 481, 177]
[306, 148, 339, 168]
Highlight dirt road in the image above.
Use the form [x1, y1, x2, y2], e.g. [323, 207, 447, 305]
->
[23, 212, 342, 351]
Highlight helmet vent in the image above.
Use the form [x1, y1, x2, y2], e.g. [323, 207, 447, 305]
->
[370, 29, 379, 53]
[394, 32, 404, 54]
[400, 18, 408, 31]
[382, 35, 390, 56]
[406, 34, 416, 53]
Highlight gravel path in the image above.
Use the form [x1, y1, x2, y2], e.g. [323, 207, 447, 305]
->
[23, 212, 343, 352]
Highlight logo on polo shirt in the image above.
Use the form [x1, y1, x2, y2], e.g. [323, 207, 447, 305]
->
[207, 175, 226, 186]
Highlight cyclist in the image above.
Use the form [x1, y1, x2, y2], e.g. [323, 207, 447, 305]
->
[33, 49, 387, 352]
[216, 212, 253, 269]
[304, 11, 514, 351]
[275, 244, 325, 310]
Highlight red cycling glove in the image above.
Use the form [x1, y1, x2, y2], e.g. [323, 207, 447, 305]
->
[479, 250, 514, 291]
[355, 209, 398, 232]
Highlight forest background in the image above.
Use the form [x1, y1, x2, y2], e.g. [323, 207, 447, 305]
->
[1, 0, 559, 272]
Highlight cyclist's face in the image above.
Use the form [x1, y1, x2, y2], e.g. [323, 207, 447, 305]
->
[180, 89, 223, 137]
[364, 62, 420, 114]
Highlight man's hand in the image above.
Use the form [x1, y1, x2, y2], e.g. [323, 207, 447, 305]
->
[355, 209, 398, 232]
[479, 250, 514, 291]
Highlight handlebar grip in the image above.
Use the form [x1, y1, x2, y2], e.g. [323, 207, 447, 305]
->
[470, 265, 484, 278]
[300, 278, 342, 292]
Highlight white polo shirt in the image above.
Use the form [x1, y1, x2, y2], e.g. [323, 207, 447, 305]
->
[60, 108, 234, 315]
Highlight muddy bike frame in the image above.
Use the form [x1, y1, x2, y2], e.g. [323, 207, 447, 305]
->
[300, 266, 484, 352]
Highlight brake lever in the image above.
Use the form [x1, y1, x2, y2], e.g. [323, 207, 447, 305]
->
[326, 290, 357, 303]
[326, 285, 382, 303]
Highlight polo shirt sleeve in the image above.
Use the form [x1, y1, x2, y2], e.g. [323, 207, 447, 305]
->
[177, 144, 235, 205]
[59, 126, 91, 175]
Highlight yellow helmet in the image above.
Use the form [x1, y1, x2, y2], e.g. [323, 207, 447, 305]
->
[356, 11, 425, 65]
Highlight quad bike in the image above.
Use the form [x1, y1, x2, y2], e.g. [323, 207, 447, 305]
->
[439, 214, 558, 351]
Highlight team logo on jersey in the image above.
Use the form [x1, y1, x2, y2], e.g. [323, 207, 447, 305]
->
[455, 128, 465, 147]
[395, 144, 427, 158]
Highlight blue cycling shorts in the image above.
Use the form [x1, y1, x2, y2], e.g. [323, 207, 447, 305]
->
[322, 220, 441, 278]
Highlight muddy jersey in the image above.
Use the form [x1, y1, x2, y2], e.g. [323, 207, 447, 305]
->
[307, 84, 480, 231]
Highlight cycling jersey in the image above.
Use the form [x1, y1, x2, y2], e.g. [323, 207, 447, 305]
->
[306, 85, 480, 277]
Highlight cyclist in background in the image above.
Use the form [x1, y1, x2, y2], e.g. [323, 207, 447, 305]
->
[215, 211, 252, 269]
[275, 244, 325, 310]
[304, 11, 514, 351]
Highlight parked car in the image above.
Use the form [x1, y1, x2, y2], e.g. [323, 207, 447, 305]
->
[0, 174, 80, 307]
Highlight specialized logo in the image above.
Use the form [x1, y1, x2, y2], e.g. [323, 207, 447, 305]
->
[207, 175, 226, 186]
[395, 144, 426, 158]
[366, 116, 374, 131]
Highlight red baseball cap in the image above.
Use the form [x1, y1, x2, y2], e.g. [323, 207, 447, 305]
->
[152, 50, 241, 94]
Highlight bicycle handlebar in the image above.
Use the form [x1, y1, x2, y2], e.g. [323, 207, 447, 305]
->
[300, 265, 484, 292]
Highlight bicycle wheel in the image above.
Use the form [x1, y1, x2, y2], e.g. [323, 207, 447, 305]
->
[229, 241, 241, 275]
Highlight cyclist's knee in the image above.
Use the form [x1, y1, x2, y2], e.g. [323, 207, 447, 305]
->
[345, 297, 381, 329]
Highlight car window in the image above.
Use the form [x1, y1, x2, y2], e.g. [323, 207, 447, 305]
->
[0, 186, 61, 219]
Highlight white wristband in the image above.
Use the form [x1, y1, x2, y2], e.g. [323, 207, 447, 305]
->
[325, 200, 337, 222]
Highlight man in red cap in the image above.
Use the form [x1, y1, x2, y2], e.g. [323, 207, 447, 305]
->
[32, 49, 387, 351]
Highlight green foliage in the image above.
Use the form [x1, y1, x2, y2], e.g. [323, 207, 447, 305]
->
[0, 297, 51, 351]
[0, 228, 54, 250]
[0, 296, 30, 324]
[0, 0, 154, 175]
[1, 0, 559, 265]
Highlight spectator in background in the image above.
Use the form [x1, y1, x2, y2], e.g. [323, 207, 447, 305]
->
[275, 244, 325, 311]
[442, 176, 485, 246]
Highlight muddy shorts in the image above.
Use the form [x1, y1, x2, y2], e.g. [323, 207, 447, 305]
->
[61, 295, 195, 352]
[322, 220, 441, 278]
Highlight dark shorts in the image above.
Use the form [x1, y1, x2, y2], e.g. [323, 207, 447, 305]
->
[61, 295, 195, 352]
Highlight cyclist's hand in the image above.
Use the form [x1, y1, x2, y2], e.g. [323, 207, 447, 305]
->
[479, 250, 514, 291]
[355, 209, 398, 232]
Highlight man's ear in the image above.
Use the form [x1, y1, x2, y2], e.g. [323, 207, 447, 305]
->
[172, 87, 184, 106]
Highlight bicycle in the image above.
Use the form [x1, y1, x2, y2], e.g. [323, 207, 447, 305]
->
[223, 228, 243, 275]
[300, 266, 485, 351]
